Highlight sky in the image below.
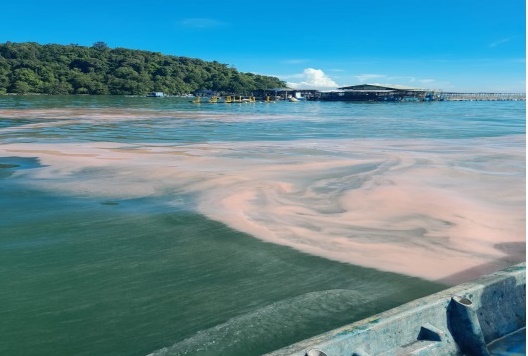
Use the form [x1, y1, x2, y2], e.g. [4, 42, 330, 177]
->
[1, 0, 525, 92]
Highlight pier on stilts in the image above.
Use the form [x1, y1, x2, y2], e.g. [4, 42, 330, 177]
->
[441, 92, 526, 101]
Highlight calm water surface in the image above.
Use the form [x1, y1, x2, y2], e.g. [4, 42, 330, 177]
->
[0, 96, 524, 355]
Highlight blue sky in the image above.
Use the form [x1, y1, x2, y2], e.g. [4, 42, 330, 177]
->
[2, 0, 525, 92]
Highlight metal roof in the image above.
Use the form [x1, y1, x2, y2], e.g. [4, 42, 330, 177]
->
[338, 84, 426, 91]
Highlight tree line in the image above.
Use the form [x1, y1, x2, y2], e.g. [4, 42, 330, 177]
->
[0, 42, 286, 95]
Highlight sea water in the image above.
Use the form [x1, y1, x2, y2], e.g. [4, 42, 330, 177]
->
[0, 96, 524, 356]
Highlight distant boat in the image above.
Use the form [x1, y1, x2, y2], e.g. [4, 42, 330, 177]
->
[220, 96, 256, 103]
[288, 97, 299, 102]
[192, 96, 257, 104]
[146, 92, 164, 97]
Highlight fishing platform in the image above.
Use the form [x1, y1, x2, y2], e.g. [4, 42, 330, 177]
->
[312, 85, 525, 102]
[440, 92, 526, 101]
[191, 95, 258, 103]
[313, 84, 441, 102]
[187, 85, 526, 103]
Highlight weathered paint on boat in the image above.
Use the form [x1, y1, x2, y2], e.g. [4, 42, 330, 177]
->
[264, 263, 526, 356]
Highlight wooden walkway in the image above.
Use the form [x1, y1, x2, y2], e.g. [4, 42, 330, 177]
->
[441, 92, 526, 101]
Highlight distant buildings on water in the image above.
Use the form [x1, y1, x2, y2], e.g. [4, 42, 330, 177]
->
[316, 84, 440, 102]
[306, 85, 525, 102]
[147, 85, 526, 102]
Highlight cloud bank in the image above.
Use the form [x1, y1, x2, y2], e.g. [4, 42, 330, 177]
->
[286, 68, 338, 90]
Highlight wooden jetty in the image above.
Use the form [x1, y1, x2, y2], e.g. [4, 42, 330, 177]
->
[441, 92, 526, 101]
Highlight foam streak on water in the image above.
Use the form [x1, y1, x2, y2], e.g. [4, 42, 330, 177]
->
[1, 104, 524, 283]
[149, 289, 375, 356]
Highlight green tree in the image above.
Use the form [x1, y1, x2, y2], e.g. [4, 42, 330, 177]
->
[92, 41, 109, 50]
[0, 42, 287, 95]
[11, 81, 31, 94]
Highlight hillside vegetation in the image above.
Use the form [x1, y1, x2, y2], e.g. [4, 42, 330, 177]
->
[0, 42, 286, 95]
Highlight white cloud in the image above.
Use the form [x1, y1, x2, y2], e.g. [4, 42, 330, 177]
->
[286, 68, 338, 90]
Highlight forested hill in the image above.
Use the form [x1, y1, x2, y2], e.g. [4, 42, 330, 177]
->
[0, 42, 287, 95]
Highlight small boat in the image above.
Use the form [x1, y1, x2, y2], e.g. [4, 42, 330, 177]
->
[222, 96, 256, 103]
[288, 97, 299, 102]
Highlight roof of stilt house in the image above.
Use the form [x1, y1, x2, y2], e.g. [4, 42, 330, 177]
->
[337, 84, 426, 91]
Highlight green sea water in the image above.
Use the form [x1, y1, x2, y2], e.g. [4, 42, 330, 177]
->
[0, 161, 444, 356]
[0, 96, 524, 355]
